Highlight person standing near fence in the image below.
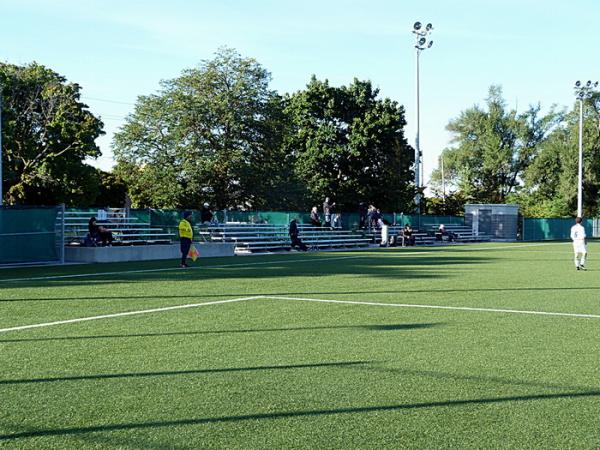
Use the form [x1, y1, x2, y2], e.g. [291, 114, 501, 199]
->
[570, 217, 587, 271]
[323, 197, 335, 228]
[178, 211, 194, 268]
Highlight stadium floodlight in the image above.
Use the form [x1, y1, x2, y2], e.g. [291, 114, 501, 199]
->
[573, 79, 599, 217]
[411, 20, 434, 213]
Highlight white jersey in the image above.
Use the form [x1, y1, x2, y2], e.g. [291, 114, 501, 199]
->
[570, 223, 587, 252]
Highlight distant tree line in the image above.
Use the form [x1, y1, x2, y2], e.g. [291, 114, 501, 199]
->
[428, 86, 600, 217]
[2, 51, 599, 217]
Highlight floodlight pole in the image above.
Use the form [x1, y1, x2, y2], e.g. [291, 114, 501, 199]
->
[577, 97, 584, 217]
[573, 80, 598, 218]
[412, 21, 433, 214]
[415, 48, 421, 203]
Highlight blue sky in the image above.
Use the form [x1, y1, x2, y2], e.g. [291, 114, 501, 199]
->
[2, 0, 599, 186]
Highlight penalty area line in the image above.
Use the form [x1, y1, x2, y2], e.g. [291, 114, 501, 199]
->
[0, 296, 261, 334]
[264, 296, 600, 319]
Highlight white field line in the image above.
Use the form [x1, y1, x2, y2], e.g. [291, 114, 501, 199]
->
[0, 242, 565, 284]
[0, 296, 261, 334]
[4, 290, 600, 334]
[265, 296, 600, 319]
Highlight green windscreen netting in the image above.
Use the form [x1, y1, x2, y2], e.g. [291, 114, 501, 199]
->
[0, 206, 63, 265]
[523, 218, 594, 241]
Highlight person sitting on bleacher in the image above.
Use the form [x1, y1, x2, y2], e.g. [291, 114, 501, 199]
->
[403, 224, 415, 246]
[289, 219, 308, 251]
[437, 224, 455, 242]
[200, 203, 214, 225]
[88, 216, 113, 247]
[310, 207, 321, 227]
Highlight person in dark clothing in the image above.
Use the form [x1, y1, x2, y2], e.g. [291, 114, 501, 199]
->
[359, 202, 368, 229]
[403, 224, 415, 246]
[200, 203, 214, 224]
[289, 219, 308, 251]
[88, 216, 113, 246]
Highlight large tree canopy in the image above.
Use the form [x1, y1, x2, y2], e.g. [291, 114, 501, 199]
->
[0, 62, 104, 205]
[113, 48, 288, 209]
[518, 93, 600, 217]
[430, 86, 600, 217]
[430, 85, 556, 205]
[285, 76, 414, 211]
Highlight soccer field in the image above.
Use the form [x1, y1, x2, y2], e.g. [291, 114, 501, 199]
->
[1, 242, 599, 449]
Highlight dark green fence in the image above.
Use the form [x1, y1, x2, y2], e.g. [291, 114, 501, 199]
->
[0, 205, 64, 265]
[523, 218, 595, 241]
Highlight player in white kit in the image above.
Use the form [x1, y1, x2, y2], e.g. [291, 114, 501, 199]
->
[570, 217, 587, 271]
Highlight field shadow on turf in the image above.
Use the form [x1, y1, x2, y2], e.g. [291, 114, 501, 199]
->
[5, 283, 600, 303]
[0, 360, 374, 386]
[0, 323, 442, 344]
[1, 255, 493, 289]
[3, 390, 600, 441]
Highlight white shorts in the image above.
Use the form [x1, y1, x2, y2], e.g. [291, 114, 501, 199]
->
[573, 243, 587, 254]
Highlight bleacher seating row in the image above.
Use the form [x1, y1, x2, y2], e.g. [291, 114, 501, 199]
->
[198, 224, 371, 252]
[62, 209, 175, 246]
[433, 224, 492, 242]
[61, 208, 491, 253]
[365, 225, 436, 246]
[366, 224, 492, 245]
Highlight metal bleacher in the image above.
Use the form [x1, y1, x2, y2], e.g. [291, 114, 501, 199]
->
[433, 224, 492, 243]
[198, 223, 372, 253]
[63, 209, 175, 246]
[365, 225, 437, 246]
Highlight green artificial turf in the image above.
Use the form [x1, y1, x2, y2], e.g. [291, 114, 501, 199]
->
[1, 242, 599, 449]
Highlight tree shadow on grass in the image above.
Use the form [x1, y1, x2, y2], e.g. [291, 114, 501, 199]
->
[0, 360, 374, 386]
[0, 254, 494, 289]
[0, 323, 442, 344]
[2, 390, 600, 441]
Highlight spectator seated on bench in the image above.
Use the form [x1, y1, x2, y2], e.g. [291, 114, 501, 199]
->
[402, 224, 416, 246]
[289, 219, 309, 251]
[436, 224, 456, 242]
[88, 216, 113, 247]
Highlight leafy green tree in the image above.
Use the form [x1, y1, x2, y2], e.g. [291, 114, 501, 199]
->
[113, 48, 289, 209]
[0, 62, 104, 205]
[430, 86, 556, 206]
[284, 76, 414, 211]
[518, 93, 600, 217]
[94, 169, 128, 207]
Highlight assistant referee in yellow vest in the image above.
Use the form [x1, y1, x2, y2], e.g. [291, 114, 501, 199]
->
[178, 211, 193, 268]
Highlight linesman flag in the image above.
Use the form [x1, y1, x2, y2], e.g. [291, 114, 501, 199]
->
[188, 244, 200, 261]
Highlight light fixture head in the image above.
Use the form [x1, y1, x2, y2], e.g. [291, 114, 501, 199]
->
[575, 80, 581, 87]
[428, 40, 434, 48]
[426, 23, 433, 31]
[587, 80, 592, 87]
[579, 92, 585, 99]
[419, 37, 426, 46]
[413, 21, 422, 31]
[594, 81, 599, 88]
